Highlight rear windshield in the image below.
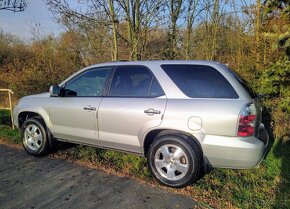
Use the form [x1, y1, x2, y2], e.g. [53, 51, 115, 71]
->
[161, 64, 239, 99]
[224, 67, 257, 98]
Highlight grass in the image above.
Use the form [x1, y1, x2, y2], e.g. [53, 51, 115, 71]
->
[0, 109, 12, 126]
[0, 110, 20, 143]
[194, 140, 290, 208]
[0, 109, 289, 208]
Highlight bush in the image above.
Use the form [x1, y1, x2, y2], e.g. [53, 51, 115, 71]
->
[0, 109, 12, 126]
[260, 60, 290, 140]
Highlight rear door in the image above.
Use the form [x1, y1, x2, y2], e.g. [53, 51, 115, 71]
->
[98, 65, 167, 153]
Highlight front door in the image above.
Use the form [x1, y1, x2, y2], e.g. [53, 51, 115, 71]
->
[49, 66, 113, 145]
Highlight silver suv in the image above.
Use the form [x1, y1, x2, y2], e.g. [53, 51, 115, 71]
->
[13, 60, 269, 187]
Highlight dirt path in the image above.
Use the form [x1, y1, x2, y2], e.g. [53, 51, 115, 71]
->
[0, 144, 196, 209]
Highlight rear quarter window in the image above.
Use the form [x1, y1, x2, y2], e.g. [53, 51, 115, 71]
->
[161, 64, 239, 99]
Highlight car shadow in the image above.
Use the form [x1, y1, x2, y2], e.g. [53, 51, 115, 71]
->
[49, 141, 77, 154]
[263, 107, 274, 159]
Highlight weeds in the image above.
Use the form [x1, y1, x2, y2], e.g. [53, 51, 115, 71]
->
[0, 125, 20, 143]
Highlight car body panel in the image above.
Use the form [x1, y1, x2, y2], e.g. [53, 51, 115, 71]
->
[98, 97, 167, 153]
[160, 99, 246, 136]
[13, 60, 269, 170]
[13, 93, 51, 129]
[201, 123, 268, 168]
[48, 97, 102, 145]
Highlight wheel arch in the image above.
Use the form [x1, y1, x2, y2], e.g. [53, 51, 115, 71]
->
[18, 110, 53, 146]
[19, 112, 40, 128]
[142, 129, 203, 156]
[18, 111, 47, 128]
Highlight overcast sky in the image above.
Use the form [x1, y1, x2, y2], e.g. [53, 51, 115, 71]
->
[0, 0, 64, 41]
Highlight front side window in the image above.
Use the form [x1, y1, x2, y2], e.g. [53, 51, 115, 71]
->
[64, 67, 113, 97]
[109, 65, 164, 97]
[161, 64, 239, 99]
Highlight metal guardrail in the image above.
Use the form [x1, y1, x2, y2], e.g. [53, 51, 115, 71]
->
[0, 89, 14, 129]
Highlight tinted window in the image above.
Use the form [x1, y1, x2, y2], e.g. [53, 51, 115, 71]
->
[162, 64, 238, 99]
[150, 78, 164, 97]
[109, 66, 164, 97]
[65, 67, 112, 97]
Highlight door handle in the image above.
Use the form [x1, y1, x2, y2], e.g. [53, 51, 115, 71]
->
[83, 105, 96, 111]
[144, 108, 161, 115]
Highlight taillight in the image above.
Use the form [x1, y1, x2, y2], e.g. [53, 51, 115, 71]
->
[238, 103, 256, 137]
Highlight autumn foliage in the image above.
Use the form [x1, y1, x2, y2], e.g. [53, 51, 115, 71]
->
[0, 0, 289, 139]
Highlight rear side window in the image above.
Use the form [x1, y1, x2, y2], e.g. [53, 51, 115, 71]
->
[161, 64, 238, 99]
[150, 78, 164, 97]
[109, 65, 164, 97]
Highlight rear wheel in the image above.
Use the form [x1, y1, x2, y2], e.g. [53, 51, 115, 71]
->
[21, 117, 50, 156]
[147, 135, 202, 188]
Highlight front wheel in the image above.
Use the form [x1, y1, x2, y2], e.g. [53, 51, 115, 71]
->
[147, 135, 202, 188]
[21, 117, 50, 156]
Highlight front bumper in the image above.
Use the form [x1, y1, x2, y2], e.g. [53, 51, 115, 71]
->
[12, 104, 20, 129]
[203, 123, 269, 169]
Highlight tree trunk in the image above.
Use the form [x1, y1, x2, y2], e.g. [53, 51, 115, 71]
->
[166, 0, 183, 60]
[255, 0, 261, 70]
[184, 0, 198, 60]
[108, 0, 118, 61]
[210, 0, 219, 60]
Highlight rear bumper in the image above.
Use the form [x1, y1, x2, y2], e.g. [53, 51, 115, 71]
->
[202, 124, 269, 169]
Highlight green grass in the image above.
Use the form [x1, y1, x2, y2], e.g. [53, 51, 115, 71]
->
[0, 109, 21, 143]
[66, 145, 151, 178]
[0, 109, 289, 208]
[0, 109, 12, 126]
[0, 125, 21, 143]
[193, 139, 290, 208]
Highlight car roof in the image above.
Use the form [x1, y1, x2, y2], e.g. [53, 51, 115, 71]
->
[89, 60, 221, 67]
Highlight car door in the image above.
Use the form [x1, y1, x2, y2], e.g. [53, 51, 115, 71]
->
[49, 66, 113, 145]
[98, 65, 167, 153]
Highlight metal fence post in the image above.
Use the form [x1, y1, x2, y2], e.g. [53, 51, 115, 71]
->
[0, 89, 14, 129]
[8, 90, 14, 129]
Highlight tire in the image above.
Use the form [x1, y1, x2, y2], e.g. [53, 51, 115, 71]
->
[21, 117, 50, 156]
[147, 135, 202, 188]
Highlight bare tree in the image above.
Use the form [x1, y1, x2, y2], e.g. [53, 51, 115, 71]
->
[47, 0, 115, 63]
[200, 0, 234, 60]
[89, 0, 120, 61]
[47, 0, 165, 61]
[108, 0, 118, 61]
[255, 0, 261, 70]
[184, 0, 202, 60]
[0, 0, 27, 12]
[164, 0, 183, 59]
[116, 0, 165, 60]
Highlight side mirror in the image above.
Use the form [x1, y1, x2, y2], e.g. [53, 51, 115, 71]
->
[49, 85, 60, 97]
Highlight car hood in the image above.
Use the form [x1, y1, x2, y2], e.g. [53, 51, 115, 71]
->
[22, 92, 50, 100]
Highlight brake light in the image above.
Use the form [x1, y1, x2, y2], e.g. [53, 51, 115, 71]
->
[238, 103, 256, 137]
